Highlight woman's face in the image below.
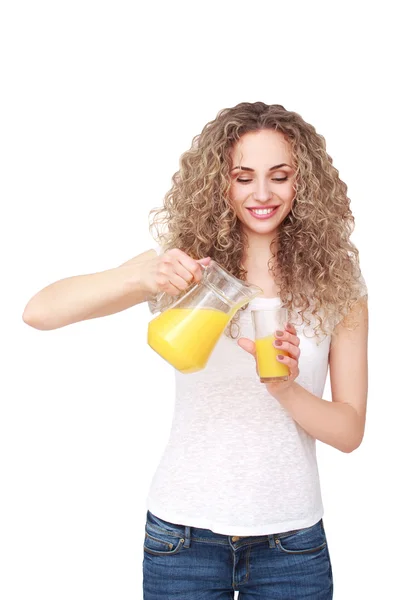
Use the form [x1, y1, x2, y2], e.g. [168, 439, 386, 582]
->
[228, 129, 296, 238]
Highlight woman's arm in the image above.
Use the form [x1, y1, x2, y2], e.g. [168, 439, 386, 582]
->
[22, 249, 158, 331]
[22, 248, 210, 331]
[238, 297, 369, 453]
[268, 298, 369, 452]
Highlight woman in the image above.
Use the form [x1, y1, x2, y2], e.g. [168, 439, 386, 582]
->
[23, 102, 368, 599]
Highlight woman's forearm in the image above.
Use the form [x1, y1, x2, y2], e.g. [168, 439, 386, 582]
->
[272, 382, 364, 453]
[22, 254, 154, 331]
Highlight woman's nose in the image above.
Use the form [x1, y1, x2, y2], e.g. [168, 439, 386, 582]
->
[253, 179, 273, 202]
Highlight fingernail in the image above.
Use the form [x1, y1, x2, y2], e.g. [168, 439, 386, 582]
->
[277, 355, 284, 360]
[276, 330, 284, 337]
[274, 340, 282, 346]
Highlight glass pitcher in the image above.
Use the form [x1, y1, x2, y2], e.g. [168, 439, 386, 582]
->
[147, 259, 263, 374]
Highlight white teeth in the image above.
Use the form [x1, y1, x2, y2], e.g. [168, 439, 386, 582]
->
[251, 208, 274, 215]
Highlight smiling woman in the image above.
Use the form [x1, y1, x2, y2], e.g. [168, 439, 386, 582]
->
[24, 101, 367, 600]
[143, 102, 367, 599]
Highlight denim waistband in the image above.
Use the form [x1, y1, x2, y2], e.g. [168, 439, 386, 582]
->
[146, 510, 323, 549]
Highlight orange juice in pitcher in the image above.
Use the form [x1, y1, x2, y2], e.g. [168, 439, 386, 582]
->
[147, 260, 262, 373]
[148, 308, 229, 373]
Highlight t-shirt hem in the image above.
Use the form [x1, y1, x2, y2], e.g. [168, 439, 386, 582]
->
[145, 496, 324, 536]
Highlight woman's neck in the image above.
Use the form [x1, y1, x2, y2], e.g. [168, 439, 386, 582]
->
[243, 233, 278, 270]
[241, 233, 280, 297]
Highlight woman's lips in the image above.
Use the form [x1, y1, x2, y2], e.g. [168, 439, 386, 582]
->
[246, 206, 279, 220]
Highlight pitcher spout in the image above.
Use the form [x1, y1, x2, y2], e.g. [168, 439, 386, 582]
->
[233, 282, 263, 310]
[247, 283, 264, 301]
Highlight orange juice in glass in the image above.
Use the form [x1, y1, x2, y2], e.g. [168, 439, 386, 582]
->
[251, 307, 290, 382]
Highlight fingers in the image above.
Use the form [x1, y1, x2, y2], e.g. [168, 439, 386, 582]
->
[284, 322, 298, 338]
[170, 249, 209, 281]
[163, 281, 183, 296]
[164, 249, 204, 281]
[169, 272, 194, 293]
[172, 262, 196, 286]
[273, 337, 301, 360]
[276, 352, 299, 376]
[156, 249, 210, 294]
[237, 337, 256, 357]
[274, 323, 300, 357]
[197, 257, 211, 267]
[276, 329, 299, 346]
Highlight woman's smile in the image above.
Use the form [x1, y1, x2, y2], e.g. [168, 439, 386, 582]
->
[246, 206, 280, 219]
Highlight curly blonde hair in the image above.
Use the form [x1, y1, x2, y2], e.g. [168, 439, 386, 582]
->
[149, 102, 366, 339]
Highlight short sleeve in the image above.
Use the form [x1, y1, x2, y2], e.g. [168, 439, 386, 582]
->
[357, 270, 368, 298]
[329, 267, 368, 331]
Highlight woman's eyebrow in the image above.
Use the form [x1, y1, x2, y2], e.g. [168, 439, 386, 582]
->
[230, 163, 291, 172]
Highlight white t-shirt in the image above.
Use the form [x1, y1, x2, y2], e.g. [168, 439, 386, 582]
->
[145, 248, 366, 535]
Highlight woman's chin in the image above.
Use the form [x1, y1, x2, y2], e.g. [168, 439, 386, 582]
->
[242, 220, 279, 236]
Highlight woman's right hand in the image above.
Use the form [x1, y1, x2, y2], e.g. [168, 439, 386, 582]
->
[140, 249, 211, 297]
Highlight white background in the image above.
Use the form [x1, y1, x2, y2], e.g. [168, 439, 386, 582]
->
[1, 1, 406, 598]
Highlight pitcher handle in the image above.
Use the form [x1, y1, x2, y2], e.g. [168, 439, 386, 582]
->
[147, 262, 208, 314]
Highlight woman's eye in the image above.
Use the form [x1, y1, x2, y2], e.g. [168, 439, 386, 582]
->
[236, 176, 288, 184]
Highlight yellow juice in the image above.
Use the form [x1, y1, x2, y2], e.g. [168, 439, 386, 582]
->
[255, 334, 290, 381]
[147, 307, 230, 373]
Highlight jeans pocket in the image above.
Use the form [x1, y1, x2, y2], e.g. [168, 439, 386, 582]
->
[276, 519, 327, 555]
[143, 531, 185, 556]
[143, 511, 186, 556]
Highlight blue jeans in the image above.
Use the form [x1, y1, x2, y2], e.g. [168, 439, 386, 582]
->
[143, 510, 333, 599]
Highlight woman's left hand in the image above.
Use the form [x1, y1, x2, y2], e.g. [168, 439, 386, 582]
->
[237, 322, 301, 394]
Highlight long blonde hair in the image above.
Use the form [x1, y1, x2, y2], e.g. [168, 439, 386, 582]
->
[149, 102, 366, 338]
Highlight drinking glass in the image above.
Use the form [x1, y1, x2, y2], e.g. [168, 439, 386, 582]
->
[251, 307, 290, 382]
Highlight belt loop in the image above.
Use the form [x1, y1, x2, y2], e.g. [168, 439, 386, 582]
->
[268, 534, 276, 548]
[183, 525, 191, 548]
